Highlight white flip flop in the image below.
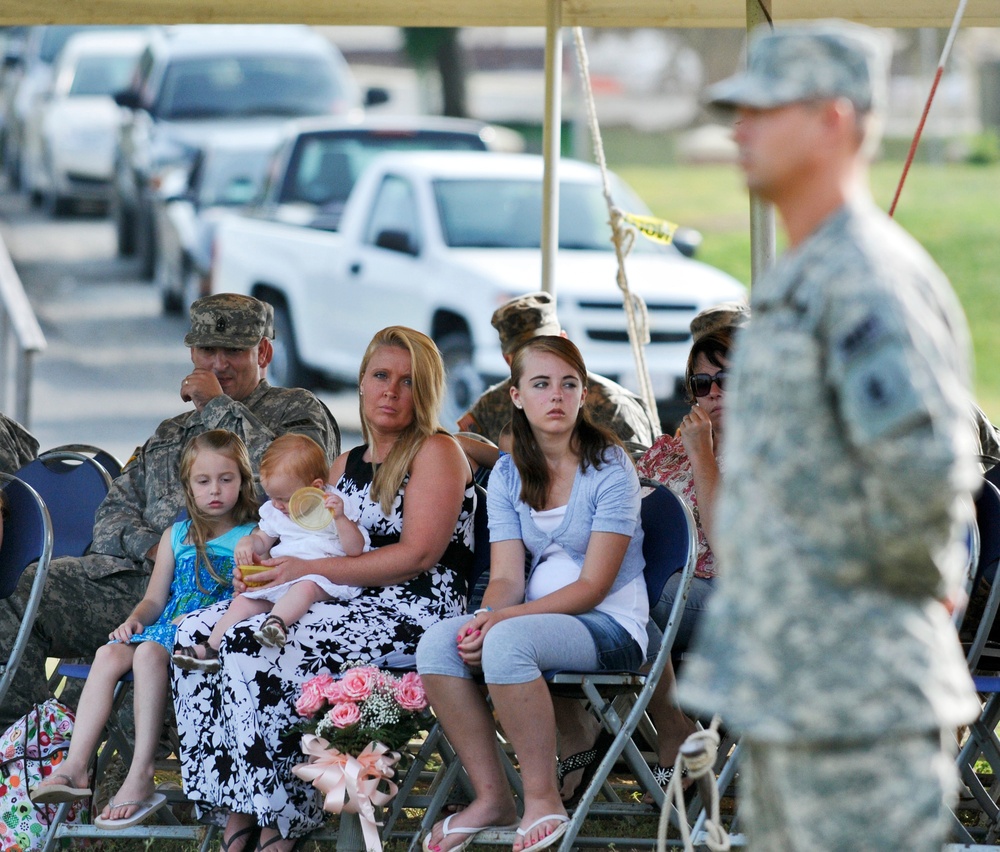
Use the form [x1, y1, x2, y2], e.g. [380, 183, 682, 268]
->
[93, 791, 167, 830]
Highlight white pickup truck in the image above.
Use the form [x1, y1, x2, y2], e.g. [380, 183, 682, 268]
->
[211, 150, 747, 426]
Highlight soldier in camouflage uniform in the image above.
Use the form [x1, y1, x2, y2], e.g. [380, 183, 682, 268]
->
[0, 411, 38, 474]
[677, 22, 981, 850]
[0, 294, 341, 726]
[456, 292, 657, 448]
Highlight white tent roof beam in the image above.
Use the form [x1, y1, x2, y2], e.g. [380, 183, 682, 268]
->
[1, 0, 997, 27]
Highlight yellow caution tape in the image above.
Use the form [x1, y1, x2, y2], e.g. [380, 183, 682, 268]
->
[621, 212, 679, 246]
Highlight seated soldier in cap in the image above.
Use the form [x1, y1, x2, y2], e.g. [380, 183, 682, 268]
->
[457, 292, 658, 453]
[0, 293, 341, 727]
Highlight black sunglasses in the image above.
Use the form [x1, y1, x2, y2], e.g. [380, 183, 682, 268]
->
[689, 371, 728, 398]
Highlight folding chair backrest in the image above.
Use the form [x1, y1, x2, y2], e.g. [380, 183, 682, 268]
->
[977, 479, 1000, 591]
[44, 443, 124, 480]
[640, 479, 697, 608]
[15, 451, 112, 559]
[0, 473, 54, 706]
[962, 479, 1000, 672]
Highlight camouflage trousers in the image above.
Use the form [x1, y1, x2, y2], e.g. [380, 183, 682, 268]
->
[741, 731, 956, 852]
[0, 554, 148, 728]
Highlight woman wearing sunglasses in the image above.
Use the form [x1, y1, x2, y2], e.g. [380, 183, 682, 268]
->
[634, 322, 739, 795]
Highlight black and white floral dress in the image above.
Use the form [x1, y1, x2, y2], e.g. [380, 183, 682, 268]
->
[171, 445, 474, 837]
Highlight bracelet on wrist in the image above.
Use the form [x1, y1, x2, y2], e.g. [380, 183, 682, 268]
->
[473, 606, 493, 615]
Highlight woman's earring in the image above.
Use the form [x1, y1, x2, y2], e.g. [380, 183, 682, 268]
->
[513, 402, 522, 409]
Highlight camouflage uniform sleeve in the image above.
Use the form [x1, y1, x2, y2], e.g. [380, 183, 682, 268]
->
[465, 382, 513, 446]
[972, 402, 1000, 470]
[91, 438, 162, 566]
[824, 280, 979, 597]
[584, 375, 657, 448]
[0, 412, 39, 473]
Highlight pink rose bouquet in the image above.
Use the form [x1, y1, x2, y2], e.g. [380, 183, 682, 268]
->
[292, 662, 428, 755]
[291, 664, 429, 851]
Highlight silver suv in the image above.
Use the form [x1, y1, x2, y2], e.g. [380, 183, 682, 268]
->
[111, 25, 386, 279]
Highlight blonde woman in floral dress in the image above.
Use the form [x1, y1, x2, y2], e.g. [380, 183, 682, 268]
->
[172, 327, 475, 852]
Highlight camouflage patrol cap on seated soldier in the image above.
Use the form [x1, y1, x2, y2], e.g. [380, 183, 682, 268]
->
[491, 292, 562, 355]
[706, 20, 889, 113]
[690, 300, 750, 342]
[184, 293, 275, 349]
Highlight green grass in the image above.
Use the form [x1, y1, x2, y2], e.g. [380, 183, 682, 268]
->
[600, 132, 1000, 421]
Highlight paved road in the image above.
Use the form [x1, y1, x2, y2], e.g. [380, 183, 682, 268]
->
[0, 184, 364, 466]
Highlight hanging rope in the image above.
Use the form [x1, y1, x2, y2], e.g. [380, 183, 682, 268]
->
[656, 716, 731, 852]
[888, 0, 969, 217]
[571, 26, 662, 436]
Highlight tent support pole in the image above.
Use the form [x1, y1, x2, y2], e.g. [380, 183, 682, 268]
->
[541, 0, 562, 295]
[746, 0, 776, 285]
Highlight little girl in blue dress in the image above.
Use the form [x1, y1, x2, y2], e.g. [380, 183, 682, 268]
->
[30, 429, 259, 830]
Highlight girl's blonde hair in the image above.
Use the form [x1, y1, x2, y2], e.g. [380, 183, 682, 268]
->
[260, 433, 329, 488]
[179, 430, 258, 591]
[358, 326, 445, 514]
[509, 335, 619, 511]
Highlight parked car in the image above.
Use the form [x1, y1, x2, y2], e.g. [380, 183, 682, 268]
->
[2, 26, 141, 190]
[211, 150, 747, 427]
[20, 29, 148, 215]
[153, 129, 276, 314]
[0, 26, 29, 157]
[111, 24, 387, 280]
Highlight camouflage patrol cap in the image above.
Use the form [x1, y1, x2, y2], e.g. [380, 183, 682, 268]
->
[690, 300, 751, 341]
[491, 292, 562, 355]
[184, 294, 275, 349]
[706, 20, 889, 112]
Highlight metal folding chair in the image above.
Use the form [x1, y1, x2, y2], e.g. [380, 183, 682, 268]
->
[408, 480, 699, 850]
[0, 473, 54, 709]
[952, 478, 1000, 846]
[546, 481, 698, 850]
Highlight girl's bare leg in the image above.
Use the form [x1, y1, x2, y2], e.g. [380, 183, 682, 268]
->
[421, 674, 518, 852]
[100, 641, 170, 822]
[33, 642, 136, 795]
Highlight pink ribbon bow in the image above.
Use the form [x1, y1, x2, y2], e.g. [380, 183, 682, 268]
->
[292, 734, 401, 852]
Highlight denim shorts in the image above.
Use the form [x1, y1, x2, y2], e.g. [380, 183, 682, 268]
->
[575, 610, 644, 672]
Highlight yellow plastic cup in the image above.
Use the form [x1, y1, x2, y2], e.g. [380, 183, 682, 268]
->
[288, 486, 333, 531]
[239, 564, 269, 588]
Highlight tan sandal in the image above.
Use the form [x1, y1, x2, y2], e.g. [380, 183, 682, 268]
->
[171, 642, 220, 672]
[253, 614, 288, 649]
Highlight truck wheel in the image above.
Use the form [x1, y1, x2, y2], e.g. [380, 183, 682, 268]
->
[269, 303, 307, 388]
[438, 332, 484, 430]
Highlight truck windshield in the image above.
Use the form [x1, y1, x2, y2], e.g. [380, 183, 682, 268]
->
[434, 178, 664, 253]
[157, 56, 344, 120]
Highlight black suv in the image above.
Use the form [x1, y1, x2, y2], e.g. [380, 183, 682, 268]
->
[112, 24, 386, 279]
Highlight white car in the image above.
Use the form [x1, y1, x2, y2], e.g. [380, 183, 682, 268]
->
[22, 29, 149, 215]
